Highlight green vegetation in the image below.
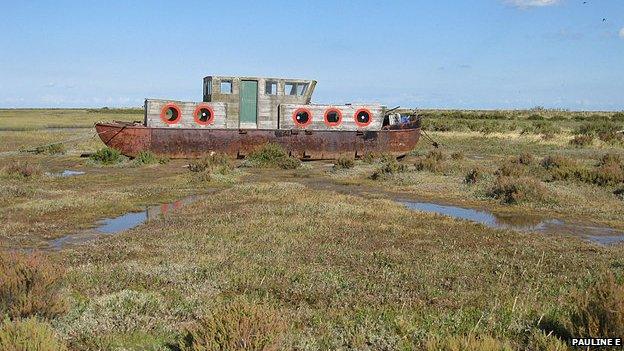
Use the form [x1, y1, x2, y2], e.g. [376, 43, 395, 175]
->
[1, 161, 42, 179]
[333, 156, 355, 170]
[244, 143, 301, 169]
[0, 318, 67, 351]
[0, 252, 67, 320]
[89, 147, 122, 165]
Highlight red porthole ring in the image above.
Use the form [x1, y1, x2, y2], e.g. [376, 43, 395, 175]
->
[324, 108, 342, 127]
[354, 108, 373, 127]
[292, 108, 313, 128]
[193, 104, 215, 125]
[160, 103, 182, 125]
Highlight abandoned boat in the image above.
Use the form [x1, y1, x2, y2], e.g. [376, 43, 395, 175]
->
[95, 75, 421, 159]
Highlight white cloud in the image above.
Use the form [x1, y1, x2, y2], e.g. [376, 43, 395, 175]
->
[506, 0, 560, 8]
[619, 27, 624, 38]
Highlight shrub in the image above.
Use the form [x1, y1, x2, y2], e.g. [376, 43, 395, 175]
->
[487, 176, 550, 204]
[371, 158, 408, 180]
[450, 151, 464, 160]
[464, 168, 482, 184]
[590, 163, 624, 186]
[566, 272, 624, 341]
[598, 153, 623, 167]
[540, 155, 584, 181]
[425, 335, 513, 351]
[189, 153, 233, 173]
[612, 112, 624, 122]
[245, 143, 300, 169]
[2, 162, 42, 179]
[414, 150, 447, 173]
[516, 152, 535, 165]
[133, 150, 159, 165]
[569, 134, 593, 147]
[614, 188, 624, 200]
[574, 121, 621, 141]
[32, 143, 65, 155]
[333, 157, 355, 170]
[495, 160, 527, 178]
[0, 318, 67, 351]
[0, 252, 67, 320]
[523, 121, 561, 138]
[527, 114, 544, 121]
[89, 147, 121, 165]
[178, 300, 286, 351]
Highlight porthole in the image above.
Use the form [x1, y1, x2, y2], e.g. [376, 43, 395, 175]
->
[324, 108, 342, 127]
[194, 104, 215, 125]
[354, 108, 372, 127]
[292, 108, 312, 128]
[160, 103, 182, 125]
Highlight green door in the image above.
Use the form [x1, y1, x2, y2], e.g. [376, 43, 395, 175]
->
[239, 80, 258, 127]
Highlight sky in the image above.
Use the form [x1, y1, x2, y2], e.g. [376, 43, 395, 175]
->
[0, 0, 623, 111]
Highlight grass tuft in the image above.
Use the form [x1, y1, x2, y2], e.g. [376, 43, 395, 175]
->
[569, 135, 593, 147]
[244, 143, 301, 169]
[89, 147, 122, 165]
[132, 151, 160, 166]
[487, 176, 550, 204]
[178, 299, 286, 351]
[415, 150, 447, 173]
[0, 317, 67, 351]
[464, 168, 483, 184]
[371, 157, 408, 180]
[333, 157, 355, 170]
[565, 272, 624, 342]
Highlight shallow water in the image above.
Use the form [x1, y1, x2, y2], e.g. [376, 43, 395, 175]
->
[45, 170, 86, 177]
[49, 194, 204, 250]
[401, 200, 624, 245]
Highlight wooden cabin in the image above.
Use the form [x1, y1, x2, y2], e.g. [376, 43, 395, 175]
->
[144, 75, 384, 131]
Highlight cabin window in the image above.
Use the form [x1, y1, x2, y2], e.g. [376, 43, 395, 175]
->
[160, 103, 182, 125]
[220, 80, 232, 94]
[285, 82, 308, 96]
[265, 81, 277, 95]
[324, 108, 342, 127]
[292, 108, 312, 127]
[354, 108, 372, 127]
[194, 104, 214, 125]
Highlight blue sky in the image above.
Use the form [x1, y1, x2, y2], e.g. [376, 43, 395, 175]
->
[1, 0, 623, 110]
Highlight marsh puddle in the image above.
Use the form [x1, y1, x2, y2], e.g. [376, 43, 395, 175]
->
[46, 170, 86, 177]
[49, 194, 204, 250]
[401, 201, 624, 245]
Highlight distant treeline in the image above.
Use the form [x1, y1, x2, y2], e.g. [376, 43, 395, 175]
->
[86, 107, 143, 114]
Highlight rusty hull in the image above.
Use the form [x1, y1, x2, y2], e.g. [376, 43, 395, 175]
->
[95, 122, 421, 160]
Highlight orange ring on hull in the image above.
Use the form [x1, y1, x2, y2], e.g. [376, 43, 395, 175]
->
[324, 108, 342, 127]
[292, 108, 313, 128]
[353, 108, 373, 127]
[193, 104, 215, 125]
[160, 103, 182, 125]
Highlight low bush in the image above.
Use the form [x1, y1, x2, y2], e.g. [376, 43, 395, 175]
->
[2, 162, 42, 179]
[133, 150, 161, 165]
[450, 151, 464, 160]
[569, 134, 593, 147]
[189, 153, 233, 173]
[516, 152, 535, 165]
[89, 147, 122, 165]
[464, 168, 483, 184]
[414, 150, 447, 173]
[32, 143, 65, 155]
[614, 188, 624, 200]
[0, 318, 67, 351]
[333, 157, 355, 170]
[371, 158, 408, 180]
[487, 176, 550, 204]
[495, 160, 527, 178]
[612, 112, 624, 122]
[245, 143, 300, 169]
[565, 272, 624, 342]
[522, 121, 561, 138]
[590, 162, 624, 186]
[0, 252, 67, 320]
[178, 300, 286, 351]
[527, 114, 544, 121]
[540, 154, 584, 182]
[574, 121, 621, 142]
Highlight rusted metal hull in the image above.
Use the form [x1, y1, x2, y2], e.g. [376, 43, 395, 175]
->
[95, 122, 421, 160]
